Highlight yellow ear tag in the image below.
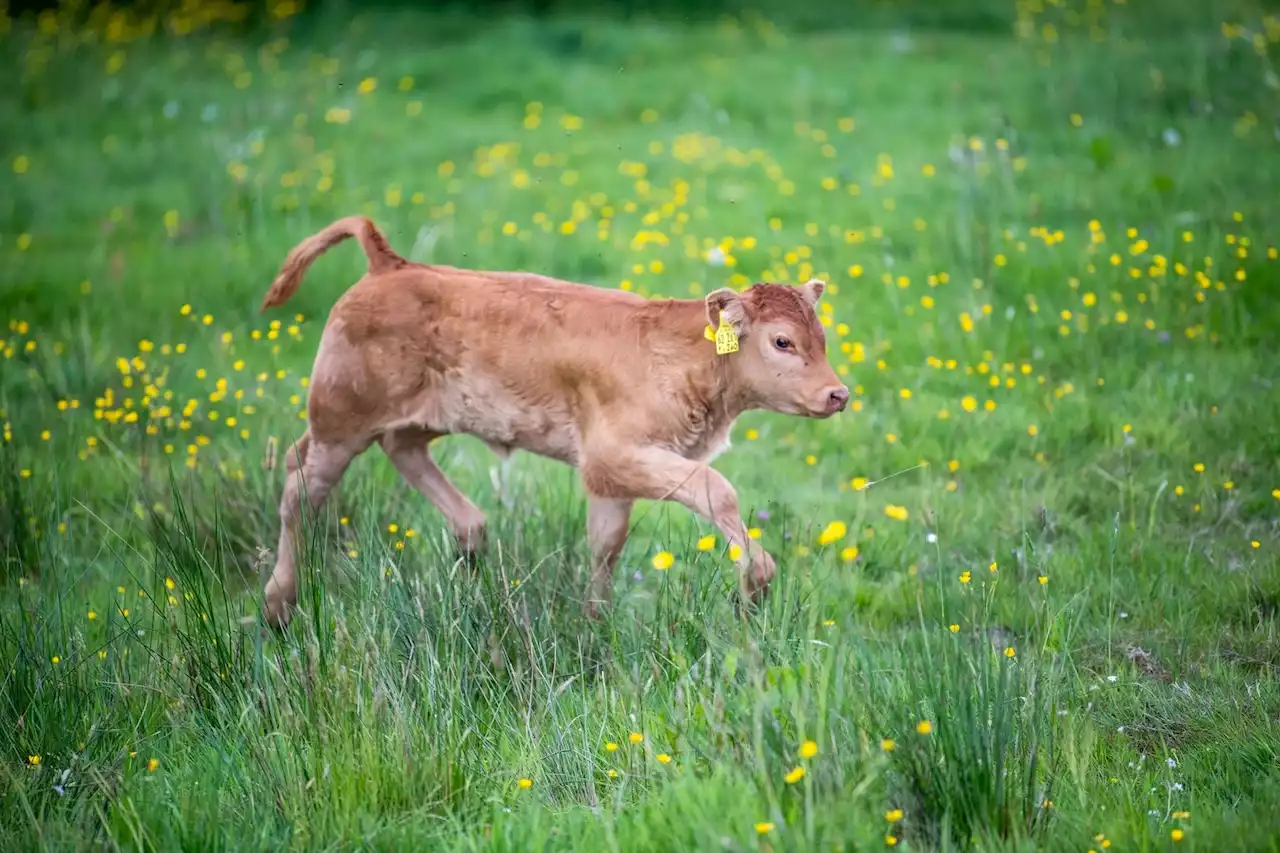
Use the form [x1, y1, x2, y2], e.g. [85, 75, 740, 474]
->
[711, 311, 739, 355]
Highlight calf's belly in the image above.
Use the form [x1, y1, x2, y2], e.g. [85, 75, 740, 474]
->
[405, 379, 582, 466]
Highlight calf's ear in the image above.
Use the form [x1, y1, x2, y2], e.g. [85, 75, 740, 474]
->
[705, 288, 750, 339]
[798, 278, 825, 307]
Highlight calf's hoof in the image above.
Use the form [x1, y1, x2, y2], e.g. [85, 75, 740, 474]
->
[262, 578, 296, 631]
[731, 553, 777, 617]
[454, 525, 488, 570]
[583, 597, 610, 621]
[455, 545, 481, 570]
[731, 586, 766, 620]
[745, 552, 777, 599]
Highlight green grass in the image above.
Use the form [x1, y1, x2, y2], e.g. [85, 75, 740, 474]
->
[3, 0, 1280, 849]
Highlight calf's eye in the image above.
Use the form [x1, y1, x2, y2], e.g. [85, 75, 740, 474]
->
[774, 336, 792, 351]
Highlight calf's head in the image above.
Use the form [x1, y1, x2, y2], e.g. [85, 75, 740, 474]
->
[706, 280, 849, 418]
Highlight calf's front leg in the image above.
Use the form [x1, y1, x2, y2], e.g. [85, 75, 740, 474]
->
[581, 447, 776, 607]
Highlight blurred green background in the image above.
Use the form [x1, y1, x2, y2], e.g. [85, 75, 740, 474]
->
[3, 0, 1280, 850]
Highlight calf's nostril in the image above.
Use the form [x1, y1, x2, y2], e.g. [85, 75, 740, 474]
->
[828, 388, 850, 409]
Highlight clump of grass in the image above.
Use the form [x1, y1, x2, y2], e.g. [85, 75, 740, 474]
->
[0, 441, 40, 587]
[866, 621, 1066, 849]
[143, 472, 256, 710]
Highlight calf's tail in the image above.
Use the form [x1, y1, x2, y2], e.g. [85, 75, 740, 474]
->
[260, 216, 407, 311]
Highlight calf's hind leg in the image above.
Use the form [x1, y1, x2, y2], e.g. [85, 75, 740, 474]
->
[379, 427, 488, 561]
[583, 496, 634, 619]
[265, 432, 364, 628]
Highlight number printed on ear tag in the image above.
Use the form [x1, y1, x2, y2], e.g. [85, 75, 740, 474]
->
[714, 312, 739, 355]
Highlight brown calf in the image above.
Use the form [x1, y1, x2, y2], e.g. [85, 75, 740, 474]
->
[258, 216, 849, 628]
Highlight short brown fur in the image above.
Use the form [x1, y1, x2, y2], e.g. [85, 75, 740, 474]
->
[259, 216, 849, 627]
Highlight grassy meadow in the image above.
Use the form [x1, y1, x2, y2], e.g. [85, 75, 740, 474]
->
[4, 0, 1280, 849]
